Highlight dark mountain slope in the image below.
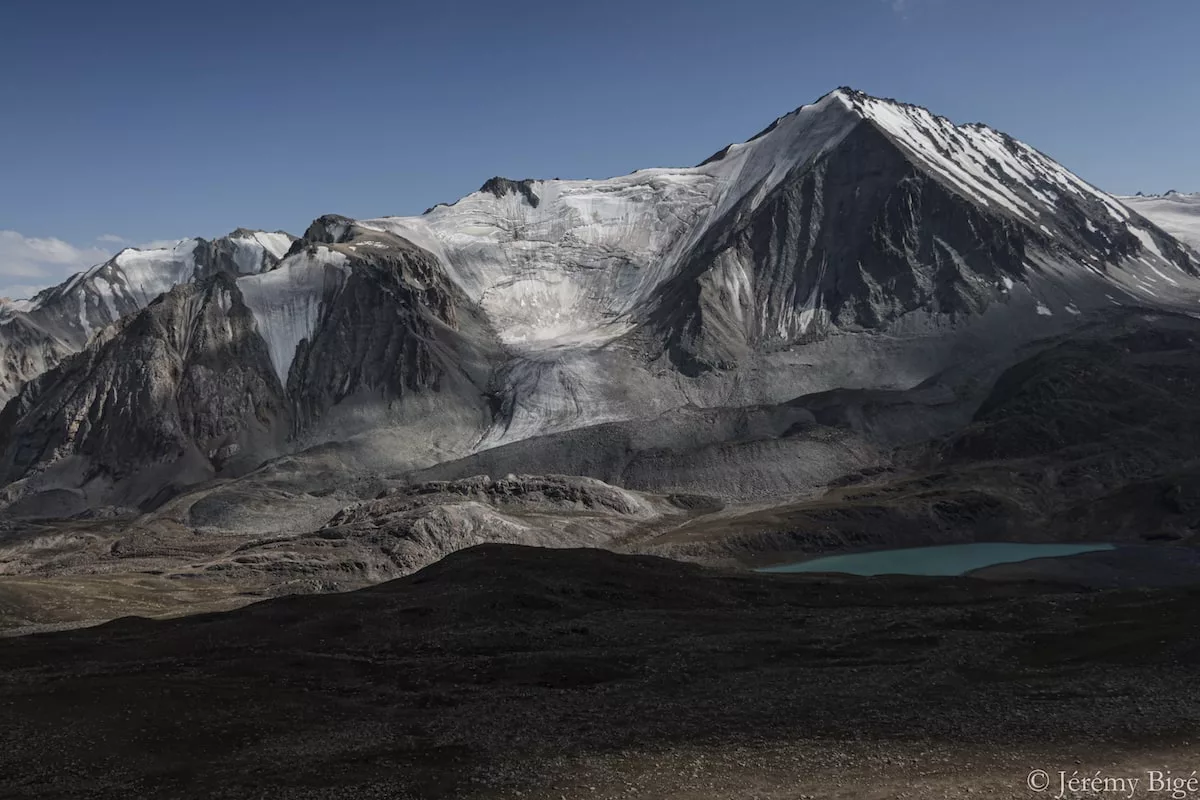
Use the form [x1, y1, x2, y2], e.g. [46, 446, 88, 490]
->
[0, 276, 286, 515]
[645, 100, 1196, 375]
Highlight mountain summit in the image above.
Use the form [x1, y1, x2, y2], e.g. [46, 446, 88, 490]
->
[1, 89, 1197, 518]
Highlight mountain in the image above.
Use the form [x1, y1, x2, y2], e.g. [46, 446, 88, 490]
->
[1120, 191, 1200, 251]
[0, 233, 501, 516]
[0, 230, 295, 403]
[1, 88, 1198, 519]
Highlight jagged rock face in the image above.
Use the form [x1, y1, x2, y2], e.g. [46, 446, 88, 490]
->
[646, 121, 1034, 372]
[198, 231, 297, 278]
[287, 238, 500, 433]
[301, 215, 355, 245]
[0, 275, 287, 513]
[0, 314, 76, 407]
[478, 177, 541, 208]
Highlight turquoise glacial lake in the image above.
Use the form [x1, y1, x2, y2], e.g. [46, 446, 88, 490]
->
[756, 542, 1116, 577]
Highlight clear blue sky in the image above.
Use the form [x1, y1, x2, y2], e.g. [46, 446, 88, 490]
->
[1, 0, 1197, 296]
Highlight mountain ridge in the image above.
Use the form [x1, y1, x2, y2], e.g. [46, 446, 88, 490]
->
[0, 229, 297, 405]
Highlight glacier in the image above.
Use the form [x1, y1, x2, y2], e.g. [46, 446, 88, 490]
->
[1120, 192, 1200, 252]
[237, 247, 349, 387]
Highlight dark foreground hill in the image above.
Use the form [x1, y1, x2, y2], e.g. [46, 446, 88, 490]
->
[1, 544, 1198, 799]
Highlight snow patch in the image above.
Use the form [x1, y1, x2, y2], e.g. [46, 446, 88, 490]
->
[108, 239, 201, 307]
[356, 91, 866, 350]
[1129, 226, 1165, 260]
[854, 98, 1037, 222]
[237, 248, 349, 386]
[249, 232, 293, 260]
[228, 231, 293, 275]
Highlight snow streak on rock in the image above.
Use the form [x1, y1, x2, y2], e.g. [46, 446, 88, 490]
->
[237, 248, 349, 387]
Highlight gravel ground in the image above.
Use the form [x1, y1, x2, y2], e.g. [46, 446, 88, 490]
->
[1, 544, 1198, 799]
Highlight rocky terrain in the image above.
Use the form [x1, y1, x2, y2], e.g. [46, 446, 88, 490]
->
[3, 304, 1199, 632]
[641, 309, 1200, 565]
[2, 259, 1200, 632]
[2, 544, 1199, 799]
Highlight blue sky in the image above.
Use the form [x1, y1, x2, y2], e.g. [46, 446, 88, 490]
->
[1, 0, 1197, 297]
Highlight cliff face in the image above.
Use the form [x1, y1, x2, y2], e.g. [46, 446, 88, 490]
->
[286, 237, 501, 435]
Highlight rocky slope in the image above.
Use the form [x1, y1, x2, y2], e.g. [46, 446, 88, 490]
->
[640, 309, 1200, 566]
[648, 92, 1197, 373]
[3, 310, 1197, 628]
[198, 474, 686, 587]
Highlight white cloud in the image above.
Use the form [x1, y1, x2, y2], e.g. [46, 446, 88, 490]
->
[0, 231, 112, 300]
[0, 232, 190, 300]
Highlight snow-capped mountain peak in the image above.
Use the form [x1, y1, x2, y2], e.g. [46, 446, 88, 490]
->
[826, 90, 1139, 232]
[321, 89, 1195, 361]
[3, 88, 1200, 516]
[31, 229, 298, 327]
